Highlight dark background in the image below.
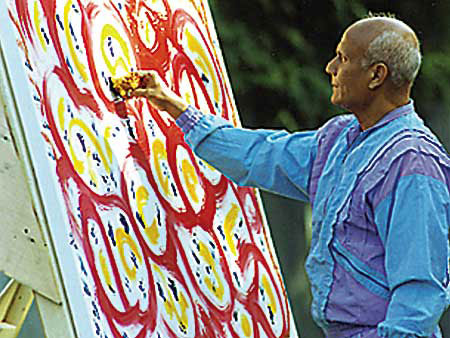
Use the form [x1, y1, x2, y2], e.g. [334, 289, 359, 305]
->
[208, 0, 450, 337]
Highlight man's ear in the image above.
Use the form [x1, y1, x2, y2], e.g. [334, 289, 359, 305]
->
[368, 62, 389, 90]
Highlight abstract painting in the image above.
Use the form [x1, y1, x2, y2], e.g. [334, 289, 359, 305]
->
[3, 0, 297, 336]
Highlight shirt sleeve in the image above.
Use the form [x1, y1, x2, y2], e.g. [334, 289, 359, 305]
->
[374, 166, 450, 337]
[176, 106, 318, 202]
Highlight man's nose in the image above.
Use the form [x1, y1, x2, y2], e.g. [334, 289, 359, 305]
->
[325, 57, 337, 76]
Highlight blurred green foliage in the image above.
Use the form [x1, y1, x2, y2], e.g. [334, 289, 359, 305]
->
[208, 0, 450, 337]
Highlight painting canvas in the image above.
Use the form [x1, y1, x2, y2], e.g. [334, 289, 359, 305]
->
[1, 0, 298, 337]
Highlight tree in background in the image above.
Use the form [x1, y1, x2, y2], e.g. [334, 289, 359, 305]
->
[209, 0, 450, 336]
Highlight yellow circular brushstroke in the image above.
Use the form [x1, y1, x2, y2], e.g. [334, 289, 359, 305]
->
[261, 274, 277, 317]
[185, 29, 219, 104]
[68, 118, 111, 176]
[241, 313, 252, 337]
[152, 139, 170, 196]
[181, 158, 199, 203]
[33, 1, 47, 52]
[198, 241, 224, 300]
[64, 0, 88, 82]
[153, 264, 190, 333]
[224, 203, 240, 256]
[136, 186, 160, 245]
[99, 249, 114, 292]
[116, 228, 142, 281]
[101, 24, 132, 76]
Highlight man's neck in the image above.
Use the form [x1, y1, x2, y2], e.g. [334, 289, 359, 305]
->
[354, 97, 410, 131]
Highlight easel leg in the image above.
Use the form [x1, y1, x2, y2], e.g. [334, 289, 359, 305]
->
[0, 279, 33, 338]
[34, 293, 74, 338]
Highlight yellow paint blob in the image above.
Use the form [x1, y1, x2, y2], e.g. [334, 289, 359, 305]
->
[241, 313, 252, 337]
[87, 148, 98, 186]
[152, 139, 170, 196]
[184, 91, 193, 105]
[198, 241, 224, 300]
[262, 274, 277, 316]
[181, 158, 199, 203]
[136, 186, 160, 245]
[34, 1, 47, 52]
[224, 203, 240, 256]
[57, 97, 65, 131]
[64, 0, 88, 81]
[103, 127, 113, 164]
[99, 249, 114, 292]
[116, 228, 142, 281]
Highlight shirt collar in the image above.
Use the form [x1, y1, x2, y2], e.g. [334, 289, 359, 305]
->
[346, 100, 415, 144]
[367, 99, 415, 131]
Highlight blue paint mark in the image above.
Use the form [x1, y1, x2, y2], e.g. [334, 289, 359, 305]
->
[91, 122, 98, 136]
[201, 73, 209, 83]
[24, 61, 33, 71]
[41, 29, 50, 45]
[138, 280, 145, 292]
[79, 257, 88, 276]
[72, 4, 80, 13]
[171, 183, 178, 196]
[156, 282, 166, 301]
[76, 132, 86, 152]
[55, 14, 64, 30]
[130, 252, 138, 269]
[66, 57, 74, 75]
[92, 153, 101, 164]
[83, 281, 91, 296]
[135, 211, 145, 229]
[108, 222, 116, 246]
[119, 213, 129, 234]
[156, 206, 162, 226]
[69, 23, 77, 41]
[94, 322, 101, 335]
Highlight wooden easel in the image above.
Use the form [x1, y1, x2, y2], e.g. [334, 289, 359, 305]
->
[0, 47, 76, 338]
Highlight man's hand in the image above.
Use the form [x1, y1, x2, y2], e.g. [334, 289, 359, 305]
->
[129, 70, 189, 119]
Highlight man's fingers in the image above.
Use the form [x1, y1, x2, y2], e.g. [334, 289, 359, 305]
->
[130, 88, 150, 98]
[135, 70, 158, 87]
[130, 87, 163, 100]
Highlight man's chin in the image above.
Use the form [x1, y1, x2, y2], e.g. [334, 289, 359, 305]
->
[330, 95, 341, 106]
[330, 97, 351, 111]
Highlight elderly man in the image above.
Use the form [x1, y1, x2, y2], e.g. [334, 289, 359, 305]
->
[130, 15, 449, 338]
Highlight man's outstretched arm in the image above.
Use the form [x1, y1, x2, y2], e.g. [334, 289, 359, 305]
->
[128, 71, 318, 201]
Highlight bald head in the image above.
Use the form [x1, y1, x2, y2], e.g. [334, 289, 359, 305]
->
[346, 16, 422, 88]
[348, 17, 419, 47]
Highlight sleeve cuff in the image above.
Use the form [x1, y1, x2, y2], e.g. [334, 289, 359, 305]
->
[176, 105, 205, 134]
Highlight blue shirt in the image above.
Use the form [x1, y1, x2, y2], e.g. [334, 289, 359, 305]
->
[176, 101, 450, 337]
